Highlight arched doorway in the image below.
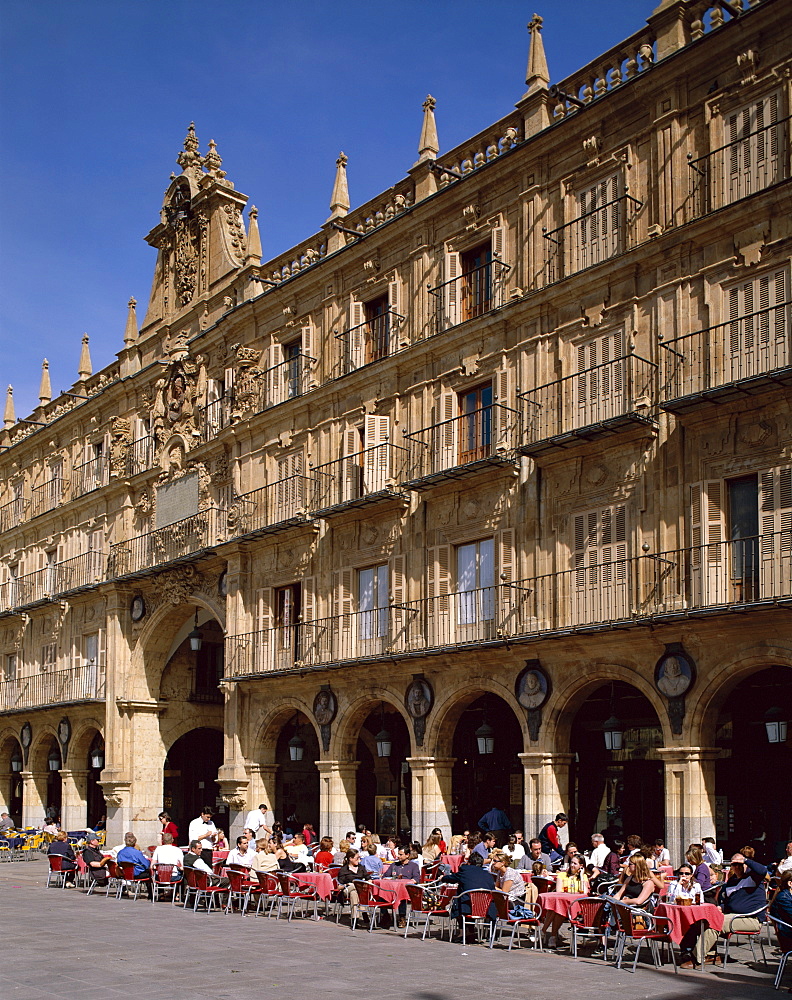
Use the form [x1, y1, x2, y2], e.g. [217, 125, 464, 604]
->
[2, 737, 23, 826]
[163, 728, 224, 836]
[569, 682, 664, 844]
[275, 712, 319, 835]
[355, 705, 412, 840]
[452, 694, 523, 837]
[86, 733, 105, 829]
[45, 739, 62, 824]
[714, 664, 792, 858]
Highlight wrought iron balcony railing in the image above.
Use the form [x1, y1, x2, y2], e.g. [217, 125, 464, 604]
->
[226, 477, 312, 537]
[71, 456, 110, 497]
[687, 114, 790, 220]
[335, 310, 405, 375]
[518, 354, 657, 454]
[55, 551, 106, 593]
[428, 258, 509, 334]
[197, 399, 231, 443]
[108, 507, 224, 579]
[29, 479, 66, 519]
[0, 662, 106, 712]
[310, 443, 409, 514]
[660, 302, 792, 409]
[401, 403, 520, 488]
[0, 497, 26, 534]
[126, 435, 157, 477]
[223, 531, 791, 676]
[542, 195, 640, 283]
[258, 354, 316, 408]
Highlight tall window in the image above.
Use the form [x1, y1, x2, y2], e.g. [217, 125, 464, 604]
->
[275, 584, 301, 660]
[724, 268, 790, 383]
[358, 564, 388, 641]
[571, 504, 628, 624]
[456, 538, 495, 626]
[364, 294, 390, 363]
[284, 339, 302, 399]
[4, 653, 17, 682]
[572, 174, 623, 273]
[574, 330, 626, 429]
[461, 242, 492, 321]
[725, 92, 783, 204]
[458, 383, 493, 465]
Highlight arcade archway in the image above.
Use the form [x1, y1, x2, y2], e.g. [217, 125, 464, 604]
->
[355, 705, 412, 839]
[275, 712, 319, 834]
[1, 735, 23, 826]
[163, 727, 224, 835]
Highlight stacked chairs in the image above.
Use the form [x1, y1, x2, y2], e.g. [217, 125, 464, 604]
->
[151, 863, 180, 904]
[568, 896, 610, 959]
[403, 883, 456, 940]
[611, 901, 677, 974]
[490, 892, 542, 951]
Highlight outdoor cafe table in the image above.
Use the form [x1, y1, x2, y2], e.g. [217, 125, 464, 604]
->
[654, 902, 724, 945]
[539, 891, 586, 920]
[440, 854, 464, 872]
[373, 878, 415, 909]
[292, 870, 335, 900]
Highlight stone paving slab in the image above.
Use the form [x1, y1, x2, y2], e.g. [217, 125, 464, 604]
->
[0, 859, 784, 999]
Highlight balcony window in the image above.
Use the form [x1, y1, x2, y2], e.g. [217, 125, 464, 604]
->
[456, 539, 495, 627]
[571, 504, 629, 624]
[458, 383, 493, 465]
[433, 227, 507, 332]
[344, 279, 403, 373]
[359, 564, 388, 642]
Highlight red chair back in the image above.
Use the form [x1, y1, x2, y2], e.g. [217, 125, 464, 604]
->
[48, 855, 64, 872]
[533, 876, 556, 894]
[467, 889, 493, 918]
[120, 863, 140, 881]
[569, 897, 608, 930]
[106, 860, 120, 879]
[421, 863, 442, 883]
[228, 870, 247, 891]
[192, 870, 210, 890]
[154, 863, 176, 884]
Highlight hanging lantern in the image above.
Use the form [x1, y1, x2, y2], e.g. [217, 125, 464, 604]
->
[764, 706, 789, 744]
[188, 608, 203, 651]
[90, 744, 105, 770]
[48, 747, 61, 772]
[376, 727, 392, 758]
[288, 731, 306, 762]
[475, 720, 495, 755]
[10, 747, 22, 773]
[603, 714, 624, 751]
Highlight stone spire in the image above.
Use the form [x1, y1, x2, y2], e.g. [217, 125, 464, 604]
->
[38, 360, 51, 406]
[4, 386, 14, 429]
[418, 95, 440, 160]
[123, 297, 138, 346]
[77, 333, 92, 380]
[246, 206, 262, 264]
[203, 139, 226, 179]
[328, 152, 350, 220]
[176, 122, 203, 178]
[525, 14, 550, 94]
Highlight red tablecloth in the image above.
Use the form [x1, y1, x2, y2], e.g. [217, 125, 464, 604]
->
[539, 892, 585, 918]
[373, 878, 415, 909]
[654, 902, 724, 944]
[440, 854, 464, 872]
[292, 871, 335, 900]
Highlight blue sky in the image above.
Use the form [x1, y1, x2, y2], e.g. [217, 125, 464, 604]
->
[1, 0, 647, 419]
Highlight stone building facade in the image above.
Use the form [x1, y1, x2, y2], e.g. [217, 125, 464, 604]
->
[1, 0, 790, 861]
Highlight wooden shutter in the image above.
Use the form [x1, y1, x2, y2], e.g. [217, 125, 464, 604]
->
[265, 342, 282, 406]
[426, 543, 451, 645]
[300, 575, 316, 663]
[498, 527, 516, 629]
[438, 390, 457, 473]
[728, 92, 780, 202]
[491, 224, 506, 307]
[334, 568, 354, 659]
[726, 267, 789, 380]
[690, 481, 727, 604]
[277, 451, 303, 519]
[760, 467, 792, 597]
[301, 321, 316, 389]
[342, 426, 361, 503]
[572, 504, 628, 623]
[494, 365, 513, 448]
[254, 587, 273, 673]
[443, 251, 460, 328]
[363, 414, 390, 492]
[389, 554, 406, 650]
[348, 297, 364, 370]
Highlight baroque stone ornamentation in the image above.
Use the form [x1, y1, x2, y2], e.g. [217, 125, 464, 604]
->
[109, 416, 131, 477]
[151, 565, 204, 606]
[223, 204, 247, 263]
[229, 344, 264, 422]
[148, 356, 206, 456]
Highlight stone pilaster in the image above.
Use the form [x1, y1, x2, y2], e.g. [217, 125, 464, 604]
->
[519, 752, 575, 838]
[59, 768, 88, 831]
[406, 756, 454, 843]
[316, 760, 358, 845]
[656, 746, 721, 864]
[103, 700, 166, 846]
[20, 770, 43, 828]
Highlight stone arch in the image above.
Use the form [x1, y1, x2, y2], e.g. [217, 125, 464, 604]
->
[686, 640, 792, 746]
[130, 590, 226, 701]
[426, 675, 527, 758]
[549, 660, 672, 751]
[330, 688, 415, 760]
[0, 727, 22, 760]
[67, 718, 105, 768]
[250, 695, 320, 765]
[161, 716, 224, 757]
[28, 725, 61, 773]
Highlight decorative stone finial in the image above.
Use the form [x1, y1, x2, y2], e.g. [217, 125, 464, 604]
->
[123, 297, 138, 346]
[177, 122, 203, 176]
[77, 333, 92, 380]
[39, 359, 52, 406]
[204, 139, 226, 179]
[418, 95, 440, 160]
[525, 14, 550, 93]
[246, 205, 262, 264]
[328, 152, 350, 220]
[4, 385, 14, 429]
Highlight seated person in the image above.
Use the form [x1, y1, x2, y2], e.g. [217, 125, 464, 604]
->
[359, 844, 384, 878]
[150, 831, 183, 885]
[555, 854, 590, 894]
[82, 832, 110, 887]
[389, 846, 420, 881]
[669, 864, 706, 969]
[251, 839, 280, 874]
[777, 842, 792, 877]
[47, 830, 77, 885]
[472, 833, 496, 861]
[185, 839, 230, 888]
[337, 848, 371, 922]
[333, 838, 351, 866]
[770, 870, 792, 950]
[441, 852, 497, 934]
[695, 852, 768, 966]
[117, 832, 153, 897]
[489, 849, 531, 913]
[314, 837, 335, 869]
[214, 828, 228, 851]
[377, 837, 399, 862]
[519, 838, 553, 871]
[284, 832, 310, 868]
[0, 812, 13, 832]
[226, 834, 256, 868]
[650, 838, 671, 868]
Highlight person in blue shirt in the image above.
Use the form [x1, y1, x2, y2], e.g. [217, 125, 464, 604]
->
[359, 844, 384, 877]
[117, 832, 153, 898]
[770, 870, 792, 951]
[477, 806, 513, 847]
[442, 851, 497, 934]
[695, 852, 768, 965]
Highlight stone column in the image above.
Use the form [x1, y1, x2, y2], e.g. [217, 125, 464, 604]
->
[217, 677, 248, 840]
[59, 768, 88, 831]
[246, 763, 279, 818]
[519, 752, 575, 838]
[406, 757, 454, 843]
[316, 760, 358, 844]
[21, 770, 44, 828]
[657, 747, 720, 863]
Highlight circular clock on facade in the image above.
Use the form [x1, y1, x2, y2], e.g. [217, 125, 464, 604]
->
[130, 595, 147, 622]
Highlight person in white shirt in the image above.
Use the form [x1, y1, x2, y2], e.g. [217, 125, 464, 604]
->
[503, 832, 526, 863]
[187, 807, 218, 865]
[587, 833, 610, 869]
[226, 834, 257, 868]
[150, 832, 184, 883]
[777, 841, 792, 875]
[243, 804, 274, 840]
[185, 840, 230, 889]
[284, 832, 311, 866]
[651, 838, 672, 866]
[702, 836, 723, 867]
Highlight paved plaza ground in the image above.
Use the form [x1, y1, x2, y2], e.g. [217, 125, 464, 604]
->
[0, 858, 786, 1000]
